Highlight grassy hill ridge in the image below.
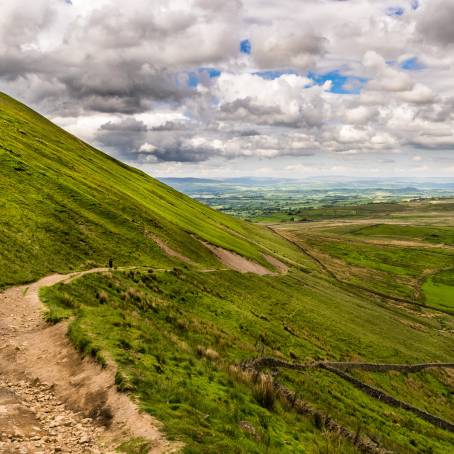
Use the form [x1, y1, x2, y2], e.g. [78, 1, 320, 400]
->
[0, 92, 304, 289]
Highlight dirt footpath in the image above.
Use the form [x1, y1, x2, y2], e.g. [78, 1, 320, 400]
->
[0, 271, 180, 454]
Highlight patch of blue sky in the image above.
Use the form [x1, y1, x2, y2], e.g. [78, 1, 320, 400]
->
[308, 70, 367, 94]
[400, 56, 425, 70]
[187, 72, 199, 88]
[203, 68, 221, 78]
[186, 68, 221, 88]
[254, 69, 299, 80]
[240, 39, 251, 54]
[386, 6, 405, 16]
[410, 0, 419, 10]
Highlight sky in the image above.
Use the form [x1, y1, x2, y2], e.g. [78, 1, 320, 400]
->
[1, 0, 454, 178]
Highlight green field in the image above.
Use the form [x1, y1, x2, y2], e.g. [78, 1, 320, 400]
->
[2, 93, 454, 453]
[422, 270, 454, 312]
[274, 204, 454, 313]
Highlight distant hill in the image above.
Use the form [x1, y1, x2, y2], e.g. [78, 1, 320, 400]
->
[160, 176, 297, 187]
[160, 176, 454, 190]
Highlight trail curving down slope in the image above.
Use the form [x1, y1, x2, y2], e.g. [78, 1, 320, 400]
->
[0, 269, 181, 454]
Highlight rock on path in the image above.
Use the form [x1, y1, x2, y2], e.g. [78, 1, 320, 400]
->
[0, 377, 110, 454]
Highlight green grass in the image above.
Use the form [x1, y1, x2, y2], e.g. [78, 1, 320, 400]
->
[350, 369, 454, 422]
[278, 214, 454, 303]
[308, 238, 452, 278]
[349, 224, 454, 246]
[422, 270, 454, 313]
[251, 201, 413, 223]
[0, 92, 307, 290]
[252, 199, 454, 223]
[41, 267, 454, 453]
[116, 438, 152, 454]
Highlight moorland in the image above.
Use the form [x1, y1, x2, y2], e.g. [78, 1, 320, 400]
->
[0, 92, 453, 453]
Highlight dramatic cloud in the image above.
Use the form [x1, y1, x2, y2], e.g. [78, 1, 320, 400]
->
[417, 0, 454, 46]
[0, 0, 453, 177]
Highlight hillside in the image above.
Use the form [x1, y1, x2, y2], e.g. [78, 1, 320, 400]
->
[1, 93, 453, 453]
[0, 93, 305, 290]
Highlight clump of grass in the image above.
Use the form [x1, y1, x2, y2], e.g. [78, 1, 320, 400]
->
[122, 287, 142, 303]
[68, 321, 107, 367]
[252, 372, 276, 410]
[115, 371, 135, 392]
[97, 290, 109, 304]
[60, 292, 78, 309]
[40, 289, 75, 324]
[116, 437, 151, 454]
[314, 431, 350, 453]
[228, 364, 253, 383]
[43, 308, 68, 324]
[196, 345, 220, 361]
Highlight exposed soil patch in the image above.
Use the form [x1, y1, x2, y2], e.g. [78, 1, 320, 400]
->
[0, 270, 181, 454]
[263, 254, 288, 274]
[201, 242, 273, 275]
[148, 233, 194, 265]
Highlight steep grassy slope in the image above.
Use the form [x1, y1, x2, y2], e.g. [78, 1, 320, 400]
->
[42, 267, 454, 453]
[0, 93, 305, 289]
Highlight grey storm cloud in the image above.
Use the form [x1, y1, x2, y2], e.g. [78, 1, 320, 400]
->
[148, 145, 213, 163]
[97, 118, 148, 154]
[417, 0, 454, 46]
[96, 118, 213, 162]
[150, 121, 193, 132]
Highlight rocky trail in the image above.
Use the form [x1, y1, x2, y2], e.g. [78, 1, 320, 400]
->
[0, 240, 287, 454]
[0, 269, 180, 454]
